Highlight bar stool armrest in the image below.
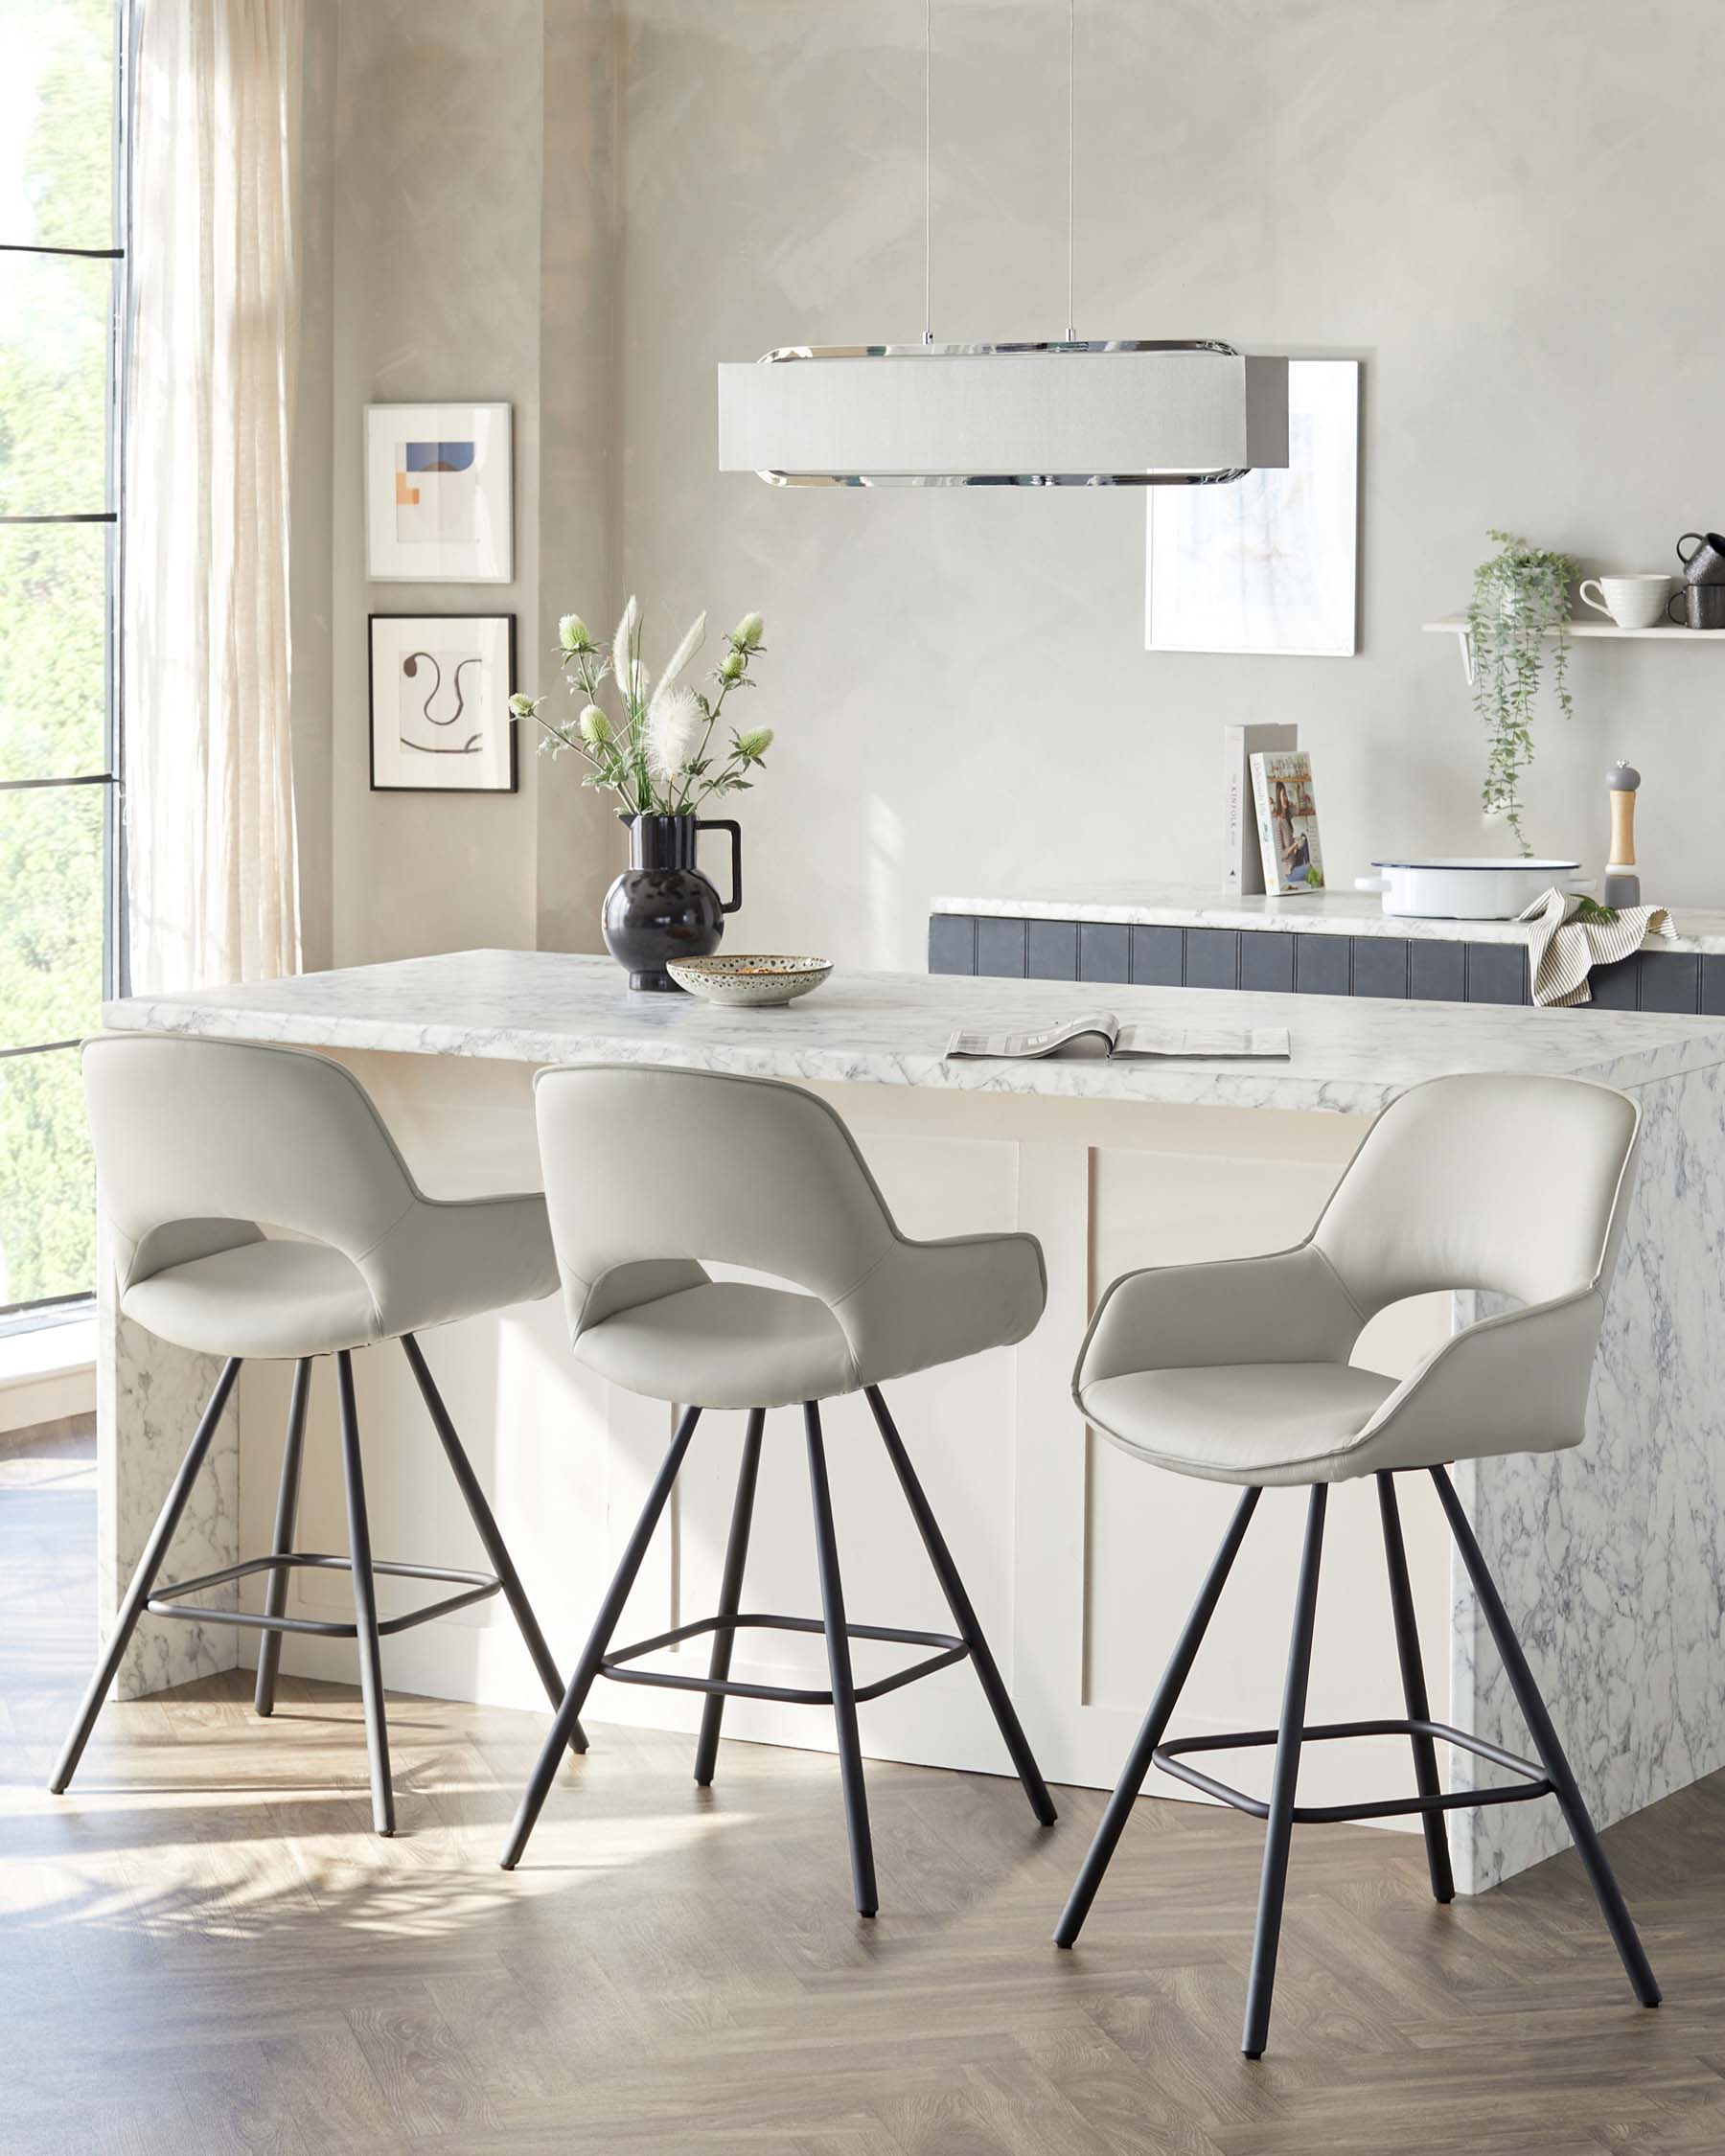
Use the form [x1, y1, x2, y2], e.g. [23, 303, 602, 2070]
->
[1352, 1286, 1605, 1470]
[838, 1230, 1046, 1387]
[1076, 1244, 1363, 1390]
[365, 1192, 560, 1337]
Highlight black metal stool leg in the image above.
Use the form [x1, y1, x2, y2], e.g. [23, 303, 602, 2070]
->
[866, 1385, 1057, 1826]
[1056, 1484, 1261, 1947]
[1432, 1465, 1661, 2007]
[335, 1351, 394, 1838]
[254, 1358, 313, 1719]
[1377, 1471, 1455, 1903]
[501, 1405, 703, 1870]
[400, 1332, 587, 1755]
[50, 1358, 243, 1795]
[805, 1401, 878, 1917]
[1242, 1483, 1327, 2060]
[694, 1408, 766, 1786]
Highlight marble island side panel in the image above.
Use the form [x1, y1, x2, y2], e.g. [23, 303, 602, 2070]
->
[1456, 1052, 1725, 1890]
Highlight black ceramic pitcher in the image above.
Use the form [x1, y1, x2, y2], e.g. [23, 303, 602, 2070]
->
[602, 812, 743, 992]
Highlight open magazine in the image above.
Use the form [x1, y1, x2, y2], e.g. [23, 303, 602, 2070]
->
[946, 1014, 1291, 1062]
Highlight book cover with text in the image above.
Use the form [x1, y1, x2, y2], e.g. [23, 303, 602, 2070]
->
[1250, 749, 1324, 893]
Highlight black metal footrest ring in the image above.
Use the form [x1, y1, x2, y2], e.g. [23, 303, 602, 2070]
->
[1154, 1715, 1553, 1825]
[601, 1611, 969, 1707]
[147, 1550, 501, 1640]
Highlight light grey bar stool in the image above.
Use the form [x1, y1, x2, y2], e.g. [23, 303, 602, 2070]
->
[1054, 1070, 1660, 2056]
[501, 1062, 1057, 1911]
[53, 1033, 580, 1835]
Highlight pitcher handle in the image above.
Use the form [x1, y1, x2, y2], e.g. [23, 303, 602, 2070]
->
[697, 818, 743, 914]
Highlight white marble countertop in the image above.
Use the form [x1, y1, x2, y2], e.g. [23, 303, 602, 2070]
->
[105, 950, 1725, 1117]
[932, 881, 1725, 953]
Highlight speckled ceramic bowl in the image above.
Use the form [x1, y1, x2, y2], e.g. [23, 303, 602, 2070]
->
[666, 953, 832, 1008]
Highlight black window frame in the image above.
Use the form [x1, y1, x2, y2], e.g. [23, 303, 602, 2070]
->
[0, 0, 133, 1323]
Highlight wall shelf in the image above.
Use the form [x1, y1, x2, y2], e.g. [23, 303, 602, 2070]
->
[1422, 610, 1725, 683]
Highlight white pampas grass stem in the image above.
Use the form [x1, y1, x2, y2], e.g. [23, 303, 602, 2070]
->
[611, 595, 641, 705]
[646, 683, 706, 784]
[657, 611, 707, 698]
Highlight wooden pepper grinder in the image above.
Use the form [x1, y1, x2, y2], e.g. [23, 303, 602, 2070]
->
[1604, 760, 1641, 908]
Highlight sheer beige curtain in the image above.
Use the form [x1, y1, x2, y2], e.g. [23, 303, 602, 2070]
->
[125, 0, 303, 991]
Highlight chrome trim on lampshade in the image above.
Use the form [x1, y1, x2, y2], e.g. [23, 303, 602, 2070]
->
[716, 339, 1290, 489]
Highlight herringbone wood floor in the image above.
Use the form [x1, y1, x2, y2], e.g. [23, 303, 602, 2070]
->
[5, 1421, 1725, 2155]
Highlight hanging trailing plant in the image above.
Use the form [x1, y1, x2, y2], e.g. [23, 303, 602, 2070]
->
[1465, 530, 1576, 852]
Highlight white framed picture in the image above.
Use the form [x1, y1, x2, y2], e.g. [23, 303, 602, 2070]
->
[369, 614, 517, 793]
[1145, 358, 1359, 657]
[365, 401, 513, 582]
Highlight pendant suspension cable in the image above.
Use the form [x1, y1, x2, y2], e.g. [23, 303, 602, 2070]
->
[1066, 0, 1076, 342]
[923, 0, 933, 344]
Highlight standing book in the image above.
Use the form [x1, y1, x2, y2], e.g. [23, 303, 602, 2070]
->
[1250, 748, 1324, 893]
[1222, 723, 1298, 893]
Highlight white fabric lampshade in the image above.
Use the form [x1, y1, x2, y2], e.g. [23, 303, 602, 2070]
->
[718, 344, 1289, 485]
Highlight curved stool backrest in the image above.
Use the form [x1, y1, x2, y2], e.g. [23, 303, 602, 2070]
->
[84, 1033, 421, 1299]
[1313, 1071, 1641, 1316]
[534, 1062, 903, 1344]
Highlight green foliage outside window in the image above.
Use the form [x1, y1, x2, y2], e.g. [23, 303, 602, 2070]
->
[0, 0, 116, 1307]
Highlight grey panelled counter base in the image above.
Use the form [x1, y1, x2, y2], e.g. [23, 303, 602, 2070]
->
[932, 882, 1725, 1015]
[99, 951, 1725, 1898]
[933, 910, 1708, 1012]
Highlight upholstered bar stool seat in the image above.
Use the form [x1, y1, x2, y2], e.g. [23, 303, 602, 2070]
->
[574, 1241, 1045, 1410]
[1080, 1362, 1400, 1484]
[501, 1063, 1057, 1911]
[52, 1034, 579, 1836]
[1056, 1071, 1662, 2058]
[120, 1202, 557, 1359]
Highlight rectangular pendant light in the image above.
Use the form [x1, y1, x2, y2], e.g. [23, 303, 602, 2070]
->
[717, 340, 1289, 488]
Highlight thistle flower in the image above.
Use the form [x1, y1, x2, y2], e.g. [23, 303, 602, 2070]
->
[730, 611, 765, 651]
[577, 703, 611, 746]
[656, 611, 707, 697]
[508, 692, 540, 720]
[718, 649, 745, 682]
[559, 613, 592, 653]
[735, 725, 773, 761]
[646, 683, 705, 783]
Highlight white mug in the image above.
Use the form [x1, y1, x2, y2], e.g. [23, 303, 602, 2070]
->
[1579, 573, 1677, 630]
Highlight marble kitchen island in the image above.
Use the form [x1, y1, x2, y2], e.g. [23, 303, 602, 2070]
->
[95, 952, 1725, 1892]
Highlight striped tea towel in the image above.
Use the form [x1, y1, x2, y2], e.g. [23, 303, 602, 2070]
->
[1517, 888, 1676, 1007]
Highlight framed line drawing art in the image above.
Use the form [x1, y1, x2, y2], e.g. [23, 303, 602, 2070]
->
[1145, 358, 1359, 657]
[365, 401, 513, 582]
[369, 614, 518, 793]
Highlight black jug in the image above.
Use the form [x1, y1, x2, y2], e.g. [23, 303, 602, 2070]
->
[602, 813, 743, 992]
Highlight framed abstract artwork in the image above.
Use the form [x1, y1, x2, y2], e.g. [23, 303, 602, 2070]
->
[368, 614, 518, 793]
[365, 401, 513, 582]
[1144, 358, 1359, 657]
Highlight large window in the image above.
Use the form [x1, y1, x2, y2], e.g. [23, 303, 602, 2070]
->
[0, 0, 126, 1317]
